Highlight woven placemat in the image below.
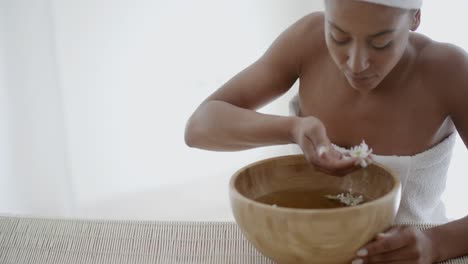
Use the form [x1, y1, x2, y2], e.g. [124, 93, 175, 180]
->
[0, 215, 467, 264]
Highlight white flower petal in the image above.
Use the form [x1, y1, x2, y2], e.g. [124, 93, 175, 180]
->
[360, 159, 367, 168]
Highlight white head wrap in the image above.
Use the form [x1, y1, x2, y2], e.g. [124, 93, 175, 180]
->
[355, 0, 422, 9]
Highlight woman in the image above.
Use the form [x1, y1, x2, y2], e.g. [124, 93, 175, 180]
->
[185, 0, 468, 263]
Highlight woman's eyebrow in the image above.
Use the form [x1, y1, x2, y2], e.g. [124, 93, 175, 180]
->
[328, 20, 395, 37]
[328, 20, 348, 33]
[371, 29, 395, 38]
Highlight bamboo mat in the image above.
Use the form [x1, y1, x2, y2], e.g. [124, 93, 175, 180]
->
[0, 215, 467, 264]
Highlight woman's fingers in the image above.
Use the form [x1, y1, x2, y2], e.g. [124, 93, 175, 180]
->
[294, 116, 366, 176]
[302, 139, 360, 176]
[319, 149, 360, 175]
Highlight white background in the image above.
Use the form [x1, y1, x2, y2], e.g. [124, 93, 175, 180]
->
[0, 0, 467, 221]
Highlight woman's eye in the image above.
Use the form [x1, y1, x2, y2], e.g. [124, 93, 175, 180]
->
[330, 34, 350, 45]
[372, 41, 392, 50]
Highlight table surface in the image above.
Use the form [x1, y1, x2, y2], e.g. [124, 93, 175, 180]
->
[1, 214, 467, 264]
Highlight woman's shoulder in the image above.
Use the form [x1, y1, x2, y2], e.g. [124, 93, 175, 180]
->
[296, 12, 325, 32]
[288, 12, 327, 47]
[266, 12, 326, 56]
[287, 12, 329, 72]
[412, 33, 468, 115]
[291, 11, 324, 34]
[413, 33, 468, 78]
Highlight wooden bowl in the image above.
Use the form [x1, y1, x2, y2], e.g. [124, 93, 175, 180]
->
[229, 155, 401, 264]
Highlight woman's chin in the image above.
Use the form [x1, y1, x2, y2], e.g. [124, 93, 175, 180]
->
[347, 76, 380, 93]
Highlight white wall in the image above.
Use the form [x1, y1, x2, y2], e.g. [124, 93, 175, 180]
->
[0, 2, 14, 213]
[0, 0, 467, 221]
[52, 0, 466, 220]
[50, 0, 322, 206]
[1, 0, 73, 216]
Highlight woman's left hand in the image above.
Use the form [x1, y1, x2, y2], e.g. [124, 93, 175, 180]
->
[351, 226, 437, 264]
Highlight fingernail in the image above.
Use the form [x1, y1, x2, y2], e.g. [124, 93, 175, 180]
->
[317, 146, 328, 157]
[375, 232, 388, 240]
[356, 248, 368, 257]
[351, 258, 363, 264]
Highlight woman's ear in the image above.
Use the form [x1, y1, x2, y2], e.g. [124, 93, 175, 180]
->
[410, 9, 421, 31]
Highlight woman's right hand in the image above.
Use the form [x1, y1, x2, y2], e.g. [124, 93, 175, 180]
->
[291, 116, 360, 176]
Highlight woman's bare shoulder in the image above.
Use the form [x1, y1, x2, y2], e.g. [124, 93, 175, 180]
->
[415, 34, 468, 118]
[288, 12, 326, 53]
[415, 34, 468, 79]
[413, 34, 467, 93]
[292, 11, 325, 37]
[286, 12, 328, 73]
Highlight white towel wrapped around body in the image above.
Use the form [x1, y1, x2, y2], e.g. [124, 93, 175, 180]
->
[289, 95, 455, 224]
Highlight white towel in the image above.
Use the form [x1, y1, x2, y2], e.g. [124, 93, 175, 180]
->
[354, 0, 423, 9]
[288, 95, 456, 224]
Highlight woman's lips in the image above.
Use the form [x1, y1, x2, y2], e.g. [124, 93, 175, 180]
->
[346, 73, 376, 84]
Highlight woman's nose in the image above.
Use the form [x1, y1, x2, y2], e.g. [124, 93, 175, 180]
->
[347, 45, 370, 74]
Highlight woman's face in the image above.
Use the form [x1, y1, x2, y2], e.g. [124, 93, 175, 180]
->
[324, 0, 418, 92]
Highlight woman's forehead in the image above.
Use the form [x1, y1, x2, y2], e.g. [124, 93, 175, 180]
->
[325, 0, 408, 33]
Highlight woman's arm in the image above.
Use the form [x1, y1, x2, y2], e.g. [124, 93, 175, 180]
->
[185, 13, 359, 175]
[429, 42, 468, 261]
[425, 217, 468, 261]
[184, 14, 318, 151]
[185, 100, 299, 151]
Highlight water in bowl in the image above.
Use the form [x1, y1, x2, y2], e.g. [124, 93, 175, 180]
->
[255, 187, 369, 209]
